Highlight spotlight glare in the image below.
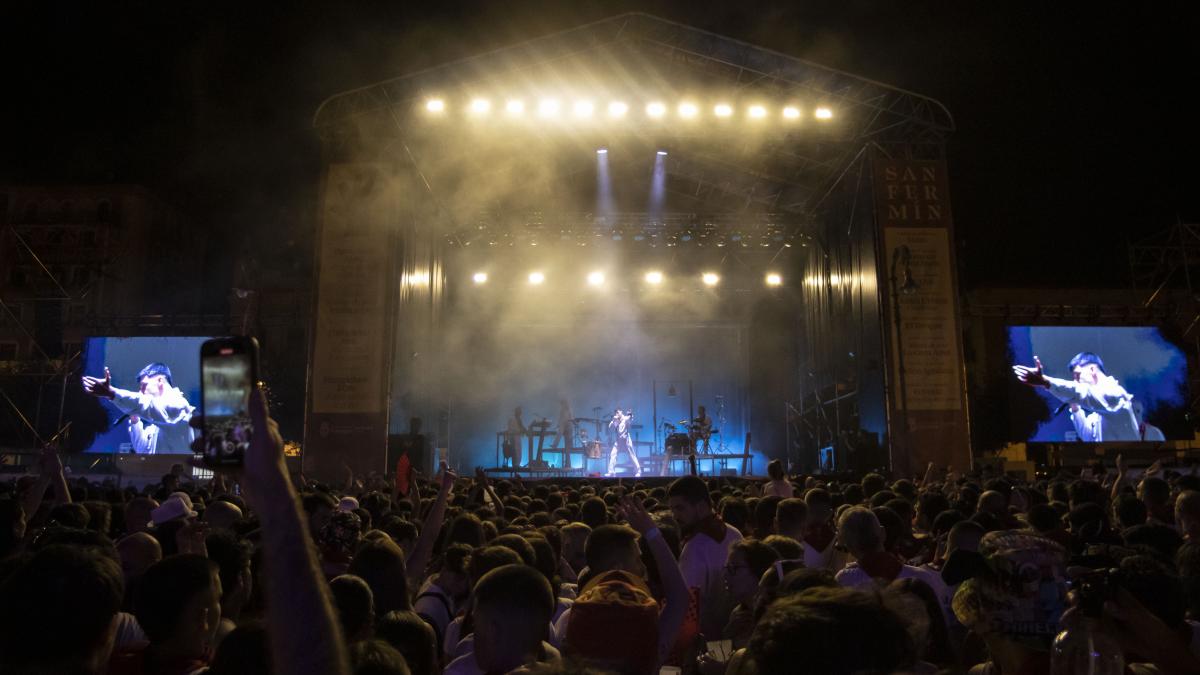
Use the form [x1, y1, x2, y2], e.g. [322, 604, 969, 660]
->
[782, 106, 801, 119]
[646, 102, 666, 118]
[469, 98, 491, 114]
[473, 272, 488, 284]
[714, 103, 733, 117]
[702, 272, 720, 286]
[765, 273, 783, 286]
[596, 147, 608, 154]
[656, 150, 668, 156]
[425, 99, 445, 113]
[678, 102, 699, 118]
[573, 100, 594, 117]
[815, 107, 833, 120]
[644, 271, 664, 285]
[608, 101, 628, 117]
[506, 99, 525, 115]
[528, 271, 545, 285]
[538, 99, 560, 117]
[748, 105, 767, 119]
[587, 271, 605, 286]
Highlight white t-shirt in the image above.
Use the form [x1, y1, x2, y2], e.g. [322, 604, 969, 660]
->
[761, 479, 795, 498]
[679, 522, 743, 638]
[836, 562, 952, 621]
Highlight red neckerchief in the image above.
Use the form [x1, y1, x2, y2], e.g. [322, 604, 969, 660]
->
[686, 513, 730, 545]
[803, 523, 835, 552]
[856, 551, 904, 581]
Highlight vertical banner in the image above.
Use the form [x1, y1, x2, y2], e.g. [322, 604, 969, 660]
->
[304, 164, 393, 478]
[874, 153, 972, 474]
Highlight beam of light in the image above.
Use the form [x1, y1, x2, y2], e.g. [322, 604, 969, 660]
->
[473, 272, 488, 284]
[596, 146, 614, 217]
[537, 99, 560, 117]
[747, 105, 767, 119]
[678, 102, 698, 118]
[765, 273, 783, 286]
[782, 106, 801, 120]
[644, 271, 664, 285]
[714, 103, 733, 117]
[506, 99, 525, 115]
[646, 102, 666, 118]
[702, 272, 720, 286]
[608, 101, 628, 117]
[528, 271, 545, 285]
[425, 99, 445, 113]
[815, 107, 833, 120]
[648, 149, 667, 219]
[573, 100, 594, 117]
[469, 98, 491, 114]
[587, 271, 605, 286]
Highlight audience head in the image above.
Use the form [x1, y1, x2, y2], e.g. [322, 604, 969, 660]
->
[204, 500, 243, 531]
[135, 554, 223, 658]
[348, 536, 411, 615]
[724, 538, 780, 606]
[331, 574, 376, 643]
[471, 564, 554, 673]
[667, 476, 712, 529]
[775, 498, 808, 536]
[836, 506, 884, 558]
[375, 611, 436, 675]
[584, 524, 644, 579]
[349, 639, 411, 675]
[748, 587, 915, 675]
[0, 545, 124, 673]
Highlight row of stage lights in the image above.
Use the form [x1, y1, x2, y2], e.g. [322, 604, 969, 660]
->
[424, 97, 834, 122]
[470, 270, 785, 287]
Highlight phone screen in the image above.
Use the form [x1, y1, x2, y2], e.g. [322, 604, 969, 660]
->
[202, 351, 253, 464]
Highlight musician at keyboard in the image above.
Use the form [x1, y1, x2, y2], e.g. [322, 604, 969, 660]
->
[503, 407, 526, 468]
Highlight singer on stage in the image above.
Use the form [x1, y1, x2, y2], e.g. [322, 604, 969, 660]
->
[1012, 351, 1140, 442]
[606, 407, 641, 477]
[82, 363, 196, 454]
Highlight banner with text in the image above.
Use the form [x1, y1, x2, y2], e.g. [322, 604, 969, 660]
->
[873, 154, 972, 473]
[305, 164, 393, 477]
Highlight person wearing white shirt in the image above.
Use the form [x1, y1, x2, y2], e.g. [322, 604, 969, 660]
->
[1013, 352, 1140, 442]
[83, 363, 195, 454]
[668, 475, 743, 638]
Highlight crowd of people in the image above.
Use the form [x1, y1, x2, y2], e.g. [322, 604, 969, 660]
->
[2, 388, 1200, 674]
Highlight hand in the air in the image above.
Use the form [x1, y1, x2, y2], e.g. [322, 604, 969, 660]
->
[1012, 356, 1049, 387]
[82, 367, 116, 399]
[190, 385, 288, 512]
[616, 495, 656, 535]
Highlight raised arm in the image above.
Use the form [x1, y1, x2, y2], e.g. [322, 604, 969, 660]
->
[194, 388, 349, 675]
[405, 465, 455, 591]
[618, 495, 688, 664]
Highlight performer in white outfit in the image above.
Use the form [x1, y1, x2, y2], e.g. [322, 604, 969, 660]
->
[83, 363, 195, 454]
[606, 408, 641, 477]
[1012, 352, 1139, 442]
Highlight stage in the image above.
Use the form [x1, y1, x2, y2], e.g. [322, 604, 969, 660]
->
[302, 14, 970, 480]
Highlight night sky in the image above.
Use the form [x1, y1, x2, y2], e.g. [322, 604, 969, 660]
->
[4, 1, 1196, 295]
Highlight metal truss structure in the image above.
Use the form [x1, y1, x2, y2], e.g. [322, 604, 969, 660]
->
[313, 12, 954, 221]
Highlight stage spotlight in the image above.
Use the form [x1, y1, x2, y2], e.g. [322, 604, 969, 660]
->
[528, 271, 545, 285]
[782, 106, 801, 120]
[587, 271, 605, 286]
[702, 272, 720, 286]
[596, 147, 608, 154]
[765, 273, 783, 286]
[815, 106, 833, 120]
[608, 101, 628, 117]
[538, 99, 560, 117]
[646, 102, 666, 118]
[473, 272, 488, 284]
[573, 100, 594, 117]
[426, 99, 445, 113]
[469, 98, 491, 114]
[678, 102, 699, 118]
[644, 271, 664, 285]
[506, 99, 525, 115]
[748, 105, 767, 119]
[656, 150, 668, 156]
[714, 103, 733, 117]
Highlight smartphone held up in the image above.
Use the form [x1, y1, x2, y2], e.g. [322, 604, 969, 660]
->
[200, 337, 260, 467]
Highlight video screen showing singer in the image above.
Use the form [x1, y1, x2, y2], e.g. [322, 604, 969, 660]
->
[1012, 352, 1140, 442]
[82, 362, 196, 454]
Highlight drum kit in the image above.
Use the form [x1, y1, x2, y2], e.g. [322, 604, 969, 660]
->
[660, 419, 719, 455]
